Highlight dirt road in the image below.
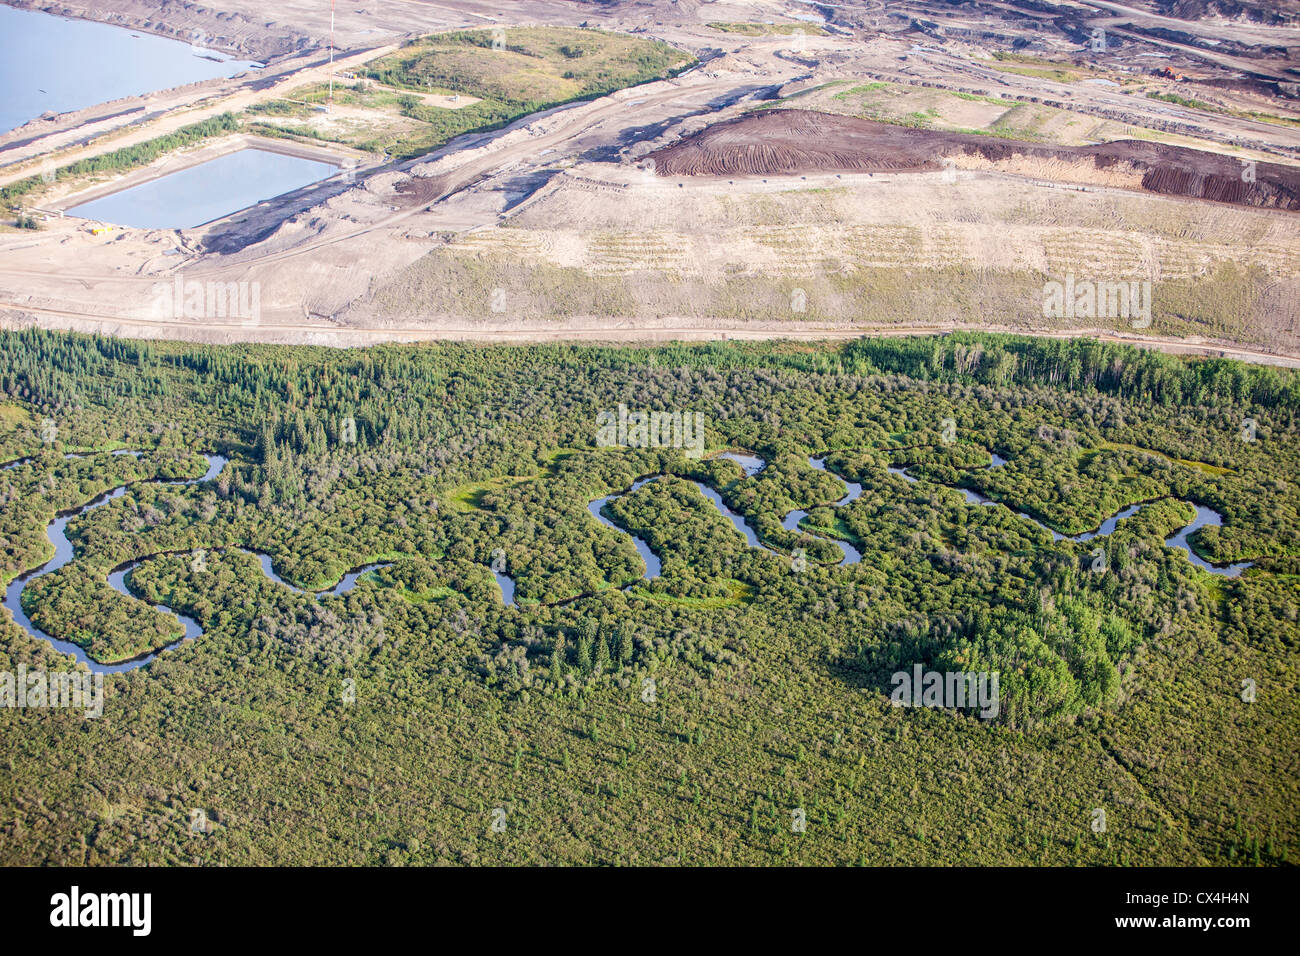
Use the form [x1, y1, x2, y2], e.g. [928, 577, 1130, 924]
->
[4, 298, 1296, 366]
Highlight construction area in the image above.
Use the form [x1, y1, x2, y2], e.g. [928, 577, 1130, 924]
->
[0, 0, 1298, 361]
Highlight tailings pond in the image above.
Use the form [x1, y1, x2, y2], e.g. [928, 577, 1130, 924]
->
[67, 148, 339, 229]
[0, 6, 259, 133]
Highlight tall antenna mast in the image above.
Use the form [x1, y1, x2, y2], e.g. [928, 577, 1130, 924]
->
[328, 0, 335, 107]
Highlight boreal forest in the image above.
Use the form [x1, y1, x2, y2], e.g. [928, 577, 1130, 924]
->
[0, 328, 1296, 865]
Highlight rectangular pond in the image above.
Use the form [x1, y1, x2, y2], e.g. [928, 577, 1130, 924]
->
[0, 6, 260, 133]
[66, 148, 340, 230]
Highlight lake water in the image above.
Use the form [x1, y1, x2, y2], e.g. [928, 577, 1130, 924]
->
[0, 6, 260, 133]
[67, 148, 339, 229]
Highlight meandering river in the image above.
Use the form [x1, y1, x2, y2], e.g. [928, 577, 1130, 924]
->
[4, 446, 1254, 672]
[4, 453, 398, 673]
[589, 450, 1253, 579]
[886, 453, 1250, 575]
[3, 453, 228, 673]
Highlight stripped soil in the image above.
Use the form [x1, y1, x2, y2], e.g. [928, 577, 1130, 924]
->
[649, 109, 1300, 211]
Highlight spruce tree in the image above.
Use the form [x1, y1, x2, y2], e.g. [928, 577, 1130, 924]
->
[550, 633, 566, 683]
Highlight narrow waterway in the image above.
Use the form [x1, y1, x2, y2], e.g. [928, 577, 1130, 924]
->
[7, 444, 1255, 671]
[588, 477, 664, 579]
[780, 455, 864, 564]
[585, 466, 779, 582]
[4, 453, 400, 673]
[249, 551, 393, 597]
[587, 449, 1255, 578]
[887, 454, 1252, 576]
[3, 453, 228, 673]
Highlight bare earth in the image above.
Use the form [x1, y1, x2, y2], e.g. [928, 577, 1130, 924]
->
[1, 0, 1299, 362]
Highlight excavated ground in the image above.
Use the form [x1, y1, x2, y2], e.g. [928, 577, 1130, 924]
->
[649, 109, 1300, 211]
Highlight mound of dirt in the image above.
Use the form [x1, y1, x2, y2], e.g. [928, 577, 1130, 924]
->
[649, 109, 1300, 211]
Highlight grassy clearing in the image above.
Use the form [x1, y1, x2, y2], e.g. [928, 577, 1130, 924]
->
[365, 28, 691, 104]
[817, 80, 1121, 145]
[259, 27, 692, 160]
[448, 475, 541, 512]
[0, 403, 29, 433]
[446, 447, 605, 513]
[989, 52, 1140, 86]
[248, 28, 691, 161]
[370, 243, 1294, 351]
[1100, 443, 1236, 476]
[1147, 91, 1300, 129]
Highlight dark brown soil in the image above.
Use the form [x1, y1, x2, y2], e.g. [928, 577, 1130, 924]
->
[648, 109, 1300, 211]
[394, 173, 453, 208]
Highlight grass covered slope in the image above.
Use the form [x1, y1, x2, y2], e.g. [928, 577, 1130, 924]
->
[364, 28, 692, 108]
[240, 28, 692, 160]
[0, 331, 1296, 865]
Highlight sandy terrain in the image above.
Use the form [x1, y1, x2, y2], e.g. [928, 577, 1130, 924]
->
[1, 0, 1298, 362]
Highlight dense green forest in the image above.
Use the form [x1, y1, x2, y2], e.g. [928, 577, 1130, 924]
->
[0, 329, 1296, 865]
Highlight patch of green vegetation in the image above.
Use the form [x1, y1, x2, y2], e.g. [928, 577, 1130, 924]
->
[706, 22, 828, 36]
[321, 27, 692, 159]
[1100, 442, 1235, 476]
[995, 64, 1085, 83]
[1144, 92, 1300, 131]
[1147, 91, 1220, 112]
[0, 402, 29, 434]
[449, 475, 538, 512]
[1244, 111, 1300, 128]
[834, 82, 890, 97]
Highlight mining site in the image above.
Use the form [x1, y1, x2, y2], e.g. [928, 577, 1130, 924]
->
[1, 0, 1298, 361]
